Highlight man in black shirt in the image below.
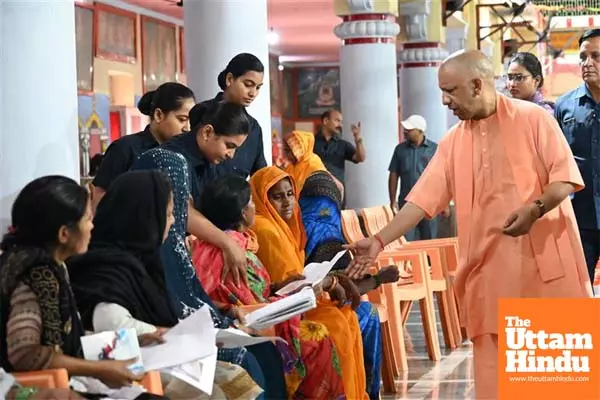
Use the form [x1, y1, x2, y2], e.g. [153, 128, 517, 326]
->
[313, 109, 366, 189]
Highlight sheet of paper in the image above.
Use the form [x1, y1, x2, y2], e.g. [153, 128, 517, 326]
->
[164, 354, 218, 395]
[216, 328, 286, 348]
[81, 328, 144, 374]
[276, 250, 347, 296]
[141, 306, 218, 371]
[245, 287, 316, 330]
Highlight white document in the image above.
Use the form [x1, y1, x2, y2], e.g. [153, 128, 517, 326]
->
[216, 327, 286, 348]
[276, 249, 347, 296]
[163, 354, 218, 395]
[70, 376, 145, 400]
[141, 306, 218, 371]
[245, 287, 317, 330]
[81, 328, 144, 374]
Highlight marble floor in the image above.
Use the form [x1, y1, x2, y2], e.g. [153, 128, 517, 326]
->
[381, 300, 475, 400]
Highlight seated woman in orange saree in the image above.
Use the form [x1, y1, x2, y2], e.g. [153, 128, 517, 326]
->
[191, 175, 345, 400]
[250, 166, 369, 400]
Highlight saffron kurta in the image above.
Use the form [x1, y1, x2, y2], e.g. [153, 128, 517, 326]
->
[406, 94, 593, 340]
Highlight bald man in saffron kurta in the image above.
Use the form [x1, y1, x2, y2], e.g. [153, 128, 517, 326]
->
[345, 51, 593, 399]
[405, 94, 592, 398]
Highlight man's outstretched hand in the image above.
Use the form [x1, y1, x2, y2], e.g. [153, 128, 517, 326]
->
[343, 237, 383, 279]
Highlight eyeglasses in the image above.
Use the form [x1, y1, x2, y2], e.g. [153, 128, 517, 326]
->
[503, 74, 531, 83]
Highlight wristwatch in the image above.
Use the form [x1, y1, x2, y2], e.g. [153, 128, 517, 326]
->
[533, 199, 546, 218]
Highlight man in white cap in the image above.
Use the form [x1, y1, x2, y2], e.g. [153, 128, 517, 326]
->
[388, 114, 441, 240]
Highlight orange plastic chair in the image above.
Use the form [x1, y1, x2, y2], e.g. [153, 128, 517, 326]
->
[378, 250, 441, 366]
[140, 370, 164, 395]
[13, 369, 70, 389]
[370, 206, 462, 347]
[14, 369, 163, 395]
[360, 207, 458, 349]
[401, 238, 463, 343]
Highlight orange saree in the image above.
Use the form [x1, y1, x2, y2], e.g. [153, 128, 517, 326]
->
[284, 131, 344, 195]
[249, 166, 368, 400]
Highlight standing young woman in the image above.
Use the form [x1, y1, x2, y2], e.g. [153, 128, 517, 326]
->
[200, 53, 267, 179]
[505, 52, 554, 113]
[92, 82, 195, 209]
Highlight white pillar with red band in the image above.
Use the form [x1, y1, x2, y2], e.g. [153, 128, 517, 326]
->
[397, 0, 449, 145]
[333, 7, 400, 209]
[445, 26, 467, 128]
[0, 0, 80, 230]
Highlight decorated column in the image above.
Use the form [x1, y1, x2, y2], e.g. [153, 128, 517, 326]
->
[0, 0, 80, 229]
[445, 23, 467, 128]
[183, 0, 272, 164]
[334, 0, 400, 209]
[398, 0, 449, 145]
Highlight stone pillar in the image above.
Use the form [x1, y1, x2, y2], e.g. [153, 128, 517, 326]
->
[0, 0, 80, 229]
[183, 0, 272, 164]
[445, 24, 467, 128]
[333, 0, 400, 209]
[398, 0, 449, 145]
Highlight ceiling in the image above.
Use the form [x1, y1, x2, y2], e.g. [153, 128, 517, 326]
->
[122, 0, 342, 63]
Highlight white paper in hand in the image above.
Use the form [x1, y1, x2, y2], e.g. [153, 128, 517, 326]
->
[276, 250, 347, 296]
[141, 306, 218, 371]
[80, 328, 144, 374]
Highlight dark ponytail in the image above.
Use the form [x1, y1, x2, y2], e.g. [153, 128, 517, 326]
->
[217, 53, 264, 90]
[137, 82, 195, 118]
[1, 176, 88, 252]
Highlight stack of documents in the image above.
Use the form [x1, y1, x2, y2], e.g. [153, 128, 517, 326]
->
[244, 287, 317, 331]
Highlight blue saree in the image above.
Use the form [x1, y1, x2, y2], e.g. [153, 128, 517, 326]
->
[299, 172, 383, 399]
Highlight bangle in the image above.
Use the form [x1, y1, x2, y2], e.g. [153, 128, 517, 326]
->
[533, 199, 546, 218]
[326, 276, 338, 292]
[373, 233, 385, 249]
[15, 387, 38, 400]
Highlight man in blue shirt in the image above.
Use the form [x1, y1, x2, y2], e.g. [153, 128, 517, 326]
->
[555, 29, 600, 285]
[387, 115, 442, 240]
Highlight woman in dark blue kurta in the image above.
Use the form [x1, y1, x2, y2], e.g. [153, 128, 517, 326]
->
[132, 101, 286, 399]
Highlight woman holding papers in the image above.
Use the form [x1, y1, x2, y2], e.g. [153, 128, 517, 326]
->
[68, 171, 264, 399]
[192, 175, 345, 400]
[0, 176, 162, 389]
[249, 166, 369, 400]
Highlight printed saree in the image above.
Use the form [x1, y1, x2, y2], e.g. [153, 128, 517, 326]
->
[300, 171, 383, 399]
[192, 230, 345, 400]
[249, 166, 368, 400]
